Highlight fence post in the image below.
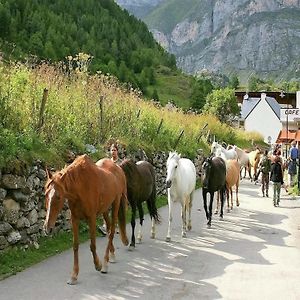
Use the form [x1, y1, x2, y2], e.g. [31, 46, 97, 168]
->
[37, 88, 48, 132]
[98, 95, 104, 143]
[197, 123, 208, 143]
[174, 129, 184, 149]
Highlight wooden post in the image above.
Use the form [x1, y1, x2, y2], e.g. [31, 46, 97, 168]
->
[156, 118, 163, 135]
[197, 123, 208, 142]
[98, 95, 104, 143]
[174, 129, 184, 149]
[136, 108, 141, 118]
[37, 88, 48, 132]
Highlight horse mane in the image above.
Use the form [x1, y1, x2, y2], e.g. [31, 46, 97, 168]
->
[45, 154, 94, 191]
[120, 159, 139, 190]
[167, 151, 181, 164]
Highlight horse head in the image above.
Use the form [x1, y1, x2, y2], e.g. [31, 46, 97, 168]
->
[210, 141, 219, 154]
[201, 156, 213, 189]
[44, 170, 66, 234]
[166, 151, 181, 188]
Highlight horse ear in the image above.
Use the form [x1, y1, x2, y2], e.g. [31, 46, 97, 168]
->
[179, 153, 181, 158]
[46, 168, 52, 179]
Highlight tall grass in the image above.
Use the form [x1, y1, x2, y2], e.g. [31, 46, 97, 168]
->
[0, 60, 263, 168]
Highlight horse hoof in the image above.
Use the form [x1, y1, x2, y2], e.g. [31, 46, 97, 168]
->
[150, 234, 155, 239]
[237, 203, 240, 207]
[187, 225, 192, 231]
[214, 210, 218, 215]
[219, 216, 224, 221]
[109, 254, 116, 263]
[67, 278, 78, 285]
[128, 245, 135, 251]
[182, 232, 187, 238]
[166, 237, 171, 242]
[227, 209, 230, 213]
[207, 224, 211, 229]
[136, 238, 142, 244]
[95, 264, 102, 271]
[101, 265, 108, 273]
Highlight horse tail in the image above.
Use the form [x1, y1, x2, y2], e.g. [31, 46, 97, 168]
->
[146, 181, 161, 224]
[118, 193, 129, 246]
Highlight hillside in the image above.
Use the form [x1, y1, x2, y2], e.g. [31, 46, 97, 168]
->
[0, 0, 198, 106]
[116, 0, 300, 83]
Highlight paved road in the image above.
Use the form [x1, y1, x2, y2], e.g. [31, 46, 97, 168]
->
[1, 179, 300, 300]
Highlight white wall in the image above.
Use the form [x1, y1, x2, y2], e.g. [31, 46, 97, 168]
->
[245, 98, 281, 144]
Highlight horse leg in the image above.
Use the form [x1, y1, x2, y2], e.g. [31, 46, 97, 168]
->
[219, 188, 225, 220]
[203, 191, 210, 224]
[181, 200, 187, 238]
[236, 184, 240, 207]
[226, 187, 230, 213]
[88, 216, 101, 271]
[230, 187, 233, 210]
[187, 192, 193, 231]
[129, 202, 136, 250]
[214, 191, 219, 214]
[136, 202, 144, 244]
[101, 202, 117, 273]
[68, 217, 80, 285]
[166, 190, 172, 242]
[207, 192, 214, 228]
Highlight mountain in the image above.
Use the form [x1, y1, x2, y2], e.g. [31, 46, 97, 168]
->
[115, 0, 300, 83]
[0, 0, 176, 94]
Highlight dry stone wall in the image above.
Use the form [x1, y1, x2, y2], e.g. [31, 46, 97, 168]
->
[0, 151, 204, 252]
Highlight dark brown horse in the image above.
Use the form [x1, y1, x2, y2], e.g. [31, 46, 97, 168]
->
[120, 159, 160, 249]
[44, 155, 128, 285]
[201, 156, 227, 227]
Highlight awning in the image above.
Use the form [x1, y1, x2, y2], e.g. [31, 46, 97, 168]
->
[276, 130, 297, 143]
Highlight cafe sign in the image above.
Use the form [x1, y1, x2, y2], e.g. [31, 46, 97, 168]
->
[280, 108, 300, 121]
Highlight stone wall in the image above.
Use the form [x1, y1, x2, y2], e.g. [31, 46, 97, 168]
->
[0, 151, 203, 252]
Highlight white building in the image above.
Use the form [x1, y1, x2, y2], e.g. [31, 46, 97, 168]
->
[240, 91, 300, 151]
[240, 93, 281, 145]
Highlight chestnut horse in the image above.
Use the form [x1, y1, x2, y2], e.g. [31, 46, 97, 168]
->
[215, 159, 240, 213]
[120, 159, 160, 249]
[44, 155, 128, 285]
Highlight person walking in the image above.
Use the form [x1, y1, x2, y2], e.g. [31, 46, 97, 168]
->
[258, 149, 271, 197]
[287, 141, 298, 187]
[270, 155, 284, 207]
[98, 143, 123, 235]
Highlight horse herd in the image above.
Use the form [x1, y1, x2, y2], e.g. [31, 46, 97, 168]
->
[43, 143, 262, 284]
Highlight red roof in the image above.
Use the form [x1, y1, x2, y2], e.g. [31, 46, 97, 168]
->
[276, 130, 298, 143]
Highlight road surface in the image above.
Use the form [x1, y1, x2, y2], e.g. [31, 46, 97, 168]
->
[1, 179, 300, 300]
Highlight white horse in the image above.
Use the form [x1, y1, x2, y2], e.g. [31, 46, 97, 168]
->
[211, 142, 237, 160]
[165, 151, 196, 242]
[230, 145, 251, 179]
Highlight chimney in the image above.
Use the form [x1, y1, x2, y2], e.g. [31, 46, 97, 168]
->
[296, 91, 300, 108]
[261, 93, 266, 101]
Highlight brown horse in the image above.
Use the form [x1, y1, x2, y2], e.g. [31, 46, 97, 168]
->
[215, 159, 240, 213]
[120, 159, 160, 249]
[44, 155, 128, 285]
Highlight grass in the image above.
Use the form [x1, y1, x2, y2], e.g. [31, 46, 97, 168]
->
[0, 195, 167, 280]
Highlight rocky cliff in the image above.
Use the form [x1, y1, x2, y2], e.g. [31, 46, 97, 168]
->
[115, 0, 300, 82]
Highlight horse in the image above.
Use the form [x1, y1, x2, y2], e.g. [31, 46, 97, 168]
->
[44, 155, 129, 285]
[230, 145, 251, 179]
[201, 156, 227, 227]
[215, 159, 240, 213]
[248, 148, 261, 180]
[119, 159, 160, 250]
[165, 151, 196, 242]
[211, 141, 238, 160]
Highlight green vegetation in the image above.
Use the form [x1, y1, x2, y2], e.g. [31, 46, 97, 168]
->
[0, 60, 262, 169]
[0, 0, 177, 100]
[0, 195, 167, 280]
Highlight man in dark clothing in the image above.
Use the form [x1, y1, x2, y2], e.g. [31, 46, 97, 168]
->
[270, 155, 284, 207]
[288, 141, 298, 187]
[258, 150, 271, 197]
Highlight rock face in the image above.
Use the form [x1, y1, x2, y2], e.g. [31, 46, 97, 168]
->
[116, 0, 300, 81]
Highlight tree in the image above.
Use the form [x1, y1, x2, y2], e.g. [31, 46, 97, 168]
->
[202, 88, 240, 124]
[190, 78, 213, 111]
[229, 74, 239, 89]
